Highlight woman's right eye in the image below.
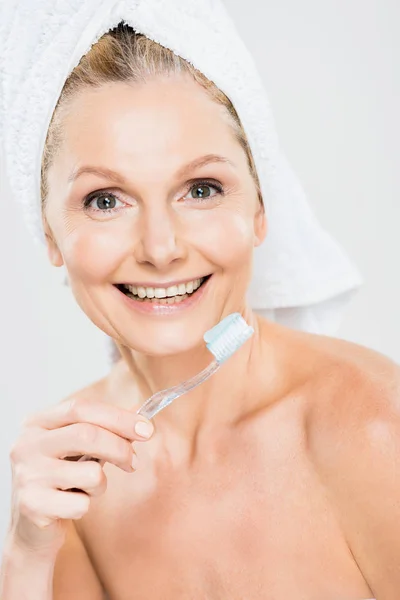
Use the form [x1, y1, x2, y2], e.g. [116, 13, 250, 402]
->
[83, 191, 125, 213]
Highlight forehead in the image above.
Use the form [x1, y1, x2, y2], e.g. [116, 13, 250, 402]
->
[59, 75, 242, 167]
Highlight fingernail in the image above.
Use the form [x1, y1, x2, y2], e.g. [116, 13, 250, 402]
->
[135, 420, 154, 439]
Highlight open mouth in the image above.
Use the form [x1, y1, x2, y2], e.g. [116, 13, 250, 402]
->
[115, 275, 211, 304]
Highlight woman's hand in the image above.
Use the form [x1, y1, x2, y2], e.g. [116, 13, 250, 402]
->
[7, 393, 154, 557]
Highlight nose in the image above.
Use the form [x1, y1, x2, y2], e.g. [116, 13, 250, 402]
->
[135, 204, 186, 270]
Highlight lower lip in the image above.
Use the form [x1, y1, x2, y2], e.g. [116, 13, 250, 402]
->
[113, 277, 212, 315]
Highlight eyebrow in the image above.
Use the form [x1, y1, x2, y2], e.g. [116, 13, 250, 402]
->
[67, 154, 235, 184]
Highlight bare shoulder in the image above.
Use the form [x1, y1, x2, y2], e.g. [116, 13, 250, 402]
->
[305, 333, 400, 435]
[305, 334, 400, 598]
[62, 358, 139, 410]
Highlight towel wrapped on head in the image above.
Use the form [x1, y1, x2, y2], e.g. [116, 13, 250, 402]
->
[0, 0, 363, 362]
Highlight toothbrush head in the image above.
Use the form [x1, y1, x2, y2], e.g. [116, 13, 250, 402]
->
[203, 313, 254, 364]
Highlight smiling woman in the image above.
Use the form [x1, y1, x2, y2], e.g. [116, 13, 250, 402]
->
[1, 1, 399, 599]
[41, 43, 265, 355]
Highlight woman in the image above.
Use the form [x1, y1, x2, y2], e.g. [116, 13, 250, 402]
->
[0, 3, 398, 599]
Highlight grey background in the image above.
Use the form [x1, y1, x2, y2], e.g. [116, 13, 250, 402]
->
[0, 0, 399, 552]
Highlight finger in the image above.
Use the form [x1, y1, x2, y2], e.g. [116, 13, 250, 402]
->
[24, 395, 154, 442]
[40, 423, 135, 472]
[18, 486, 91, 526]
[41, 458, 109, 497]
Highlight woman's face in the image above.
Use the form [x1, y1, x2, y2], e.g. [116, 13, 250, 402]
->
[44, 73, 266, 356]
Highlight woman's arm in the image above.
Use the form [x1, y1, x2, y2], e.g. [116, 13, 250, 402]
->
[0, 536, 56, 600]
[0, 520, 104, 600]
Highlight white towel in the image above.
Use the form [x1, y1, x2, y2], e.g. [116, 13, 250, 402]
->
[0, 0, 363, 357]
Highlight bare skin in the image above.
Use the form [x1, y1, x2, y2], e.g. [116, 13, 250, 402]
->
[32, 73, 400, 599]
[53, 318, 400, 600]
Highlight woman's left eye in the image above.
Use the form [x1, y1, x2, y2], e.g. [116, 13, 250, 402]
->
[184, 182, 223, 201]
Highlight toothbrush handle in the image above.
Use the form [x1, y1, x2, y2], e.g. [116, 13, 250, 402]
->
[74, 361, 220, 468]
[136, 360, 220, 420]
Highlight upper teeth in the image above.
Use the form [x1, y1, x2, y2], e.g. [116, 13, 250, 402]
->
[124, 278, 204, 299]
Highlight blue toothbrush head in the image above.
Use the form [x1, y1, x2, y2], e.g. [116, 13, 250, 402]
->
[203, 313, 254, 364]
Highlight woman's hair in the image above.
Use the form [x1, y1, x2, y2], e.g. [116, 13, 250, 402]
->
[40, 22, 262, 209]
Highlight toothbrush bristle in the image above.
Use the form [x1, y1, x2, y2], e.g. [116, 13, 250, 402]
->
[203, 313, 254, 364]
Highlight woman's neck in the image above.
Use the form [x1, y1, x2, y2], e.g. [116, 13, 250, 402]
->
[116, 312, 284, 443]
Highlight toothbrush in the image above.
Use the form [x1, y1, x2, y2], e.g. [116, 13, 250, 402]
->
[75, 313, 253, 467]
[136, 312, 254, 420]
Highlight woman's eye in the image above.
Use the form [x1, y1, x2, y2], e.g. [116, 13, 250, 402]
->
[84, 192, 124, 212]
[184, 182, 222, 201]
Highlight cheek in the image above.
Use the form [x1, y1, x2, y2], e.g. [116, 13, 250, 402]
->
[188, 209, 255, 268]
[61, 226, 125, 283]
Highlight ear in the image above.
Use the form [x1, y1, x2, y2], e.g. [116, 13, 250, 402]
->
[253, 204, 267, 247]
[42, 215, 64, 267]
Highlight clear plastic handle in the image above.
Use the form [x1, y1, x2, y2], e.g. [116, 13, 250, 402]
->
[136, 360, 220, 420]
[75, 360, 220, 467]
